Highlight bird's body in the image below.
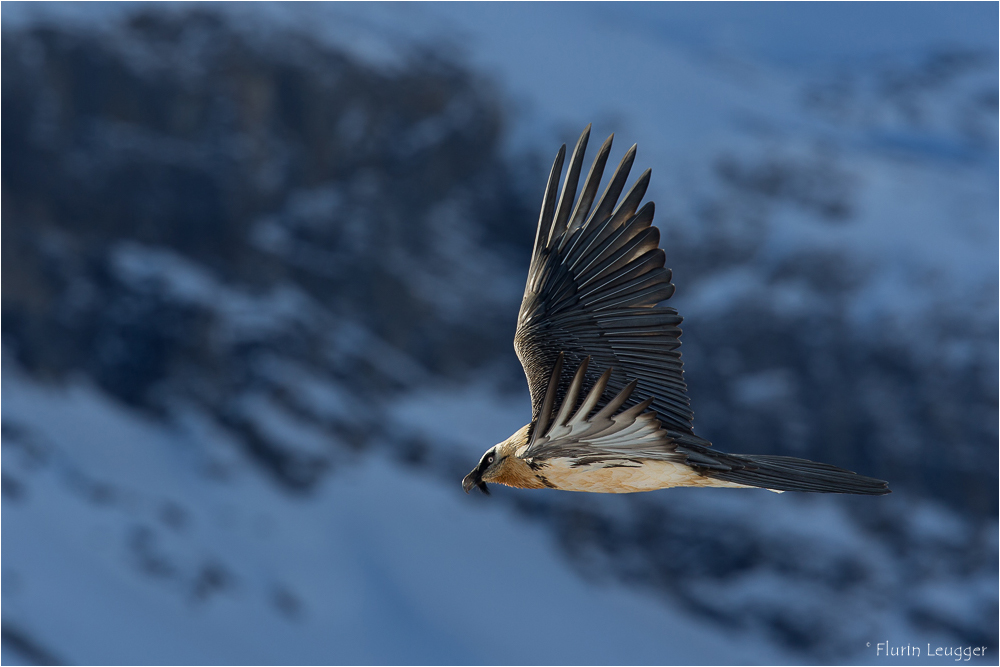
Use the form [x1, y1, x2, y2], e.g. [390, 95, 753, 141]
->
[491, 449, 750, 494]
[539, 459, 748, 493]
[464, 126, 889, 497]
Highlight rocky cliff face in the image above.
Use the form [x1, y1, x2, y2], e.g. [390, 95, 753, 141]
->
[3, 10, 534, 489]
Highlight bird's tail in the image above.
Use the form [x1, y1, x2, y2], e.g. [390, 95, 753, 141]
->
[702, 453, 890, 495]
[673, 437, 890, 495]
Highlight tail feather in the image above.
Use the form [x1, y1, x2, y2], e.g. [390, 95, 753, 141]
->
[703, 453, 890, 495]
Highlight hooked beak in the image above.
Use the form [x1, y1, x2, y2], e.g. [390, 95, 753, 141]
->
[462, 470, 489, 495]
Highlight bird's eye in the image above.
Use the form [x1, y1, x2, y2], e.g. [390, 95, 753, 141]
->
[486, 455, 495, 465]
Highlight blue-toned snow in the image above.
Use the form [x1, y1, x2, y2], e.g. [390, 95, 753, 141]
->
[2, 353, 792, 665]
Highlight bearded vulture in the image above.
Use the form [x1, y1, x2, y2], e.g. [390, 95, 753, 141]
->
[463, 126, 889, 497]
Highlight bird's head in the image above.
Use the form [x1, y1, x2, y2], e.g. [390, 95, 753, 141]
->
[462, 424, 532, 494]
[462, 447, 498, 495]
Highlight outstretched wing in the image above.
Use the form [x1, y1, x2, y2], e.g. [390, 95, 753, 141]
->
[520, 353, 681, 463]
[515, 125, 693, 434]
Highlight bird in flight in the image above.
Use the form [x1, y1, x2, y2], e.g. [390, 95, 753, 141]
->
[463, 126, 889, 496]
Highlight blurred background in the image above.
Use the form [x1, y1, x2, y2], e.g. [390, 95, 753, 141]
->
[2, 2, 997, 664]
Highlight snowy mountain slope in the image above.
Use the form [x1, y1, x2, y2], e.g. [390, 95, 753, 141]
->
[3, 352, 794, 666]
[6, 347, 996, 665]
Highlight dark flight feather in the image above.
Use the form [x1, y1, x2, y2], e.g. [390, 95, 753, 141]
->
[515, 129, 692, 434]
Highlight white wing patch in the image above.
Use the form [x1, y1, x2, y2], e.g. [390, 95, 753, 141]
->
[521, 353, 681, 464]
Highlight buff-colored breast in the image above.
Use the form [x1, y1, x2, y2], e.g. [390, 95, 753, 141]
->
[536, 458, 753, 493]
